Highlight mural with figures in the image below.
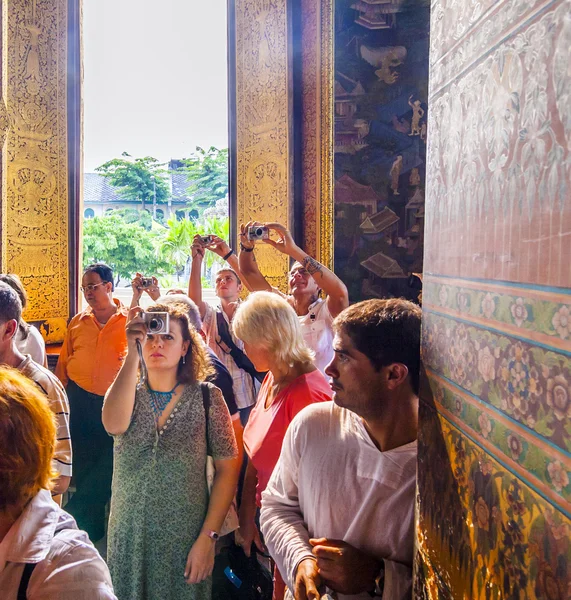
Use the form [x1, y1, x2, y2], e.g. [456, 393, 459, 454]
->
[417, 0, 571, 597]
[333, 0, 430, 302]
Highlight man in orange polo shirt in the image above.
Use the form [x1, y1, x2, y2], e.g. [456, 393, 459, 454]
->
[56, 263, 128, 542]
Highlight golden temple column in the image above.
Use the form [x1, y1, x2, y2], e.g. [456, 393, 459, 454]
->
[231, 0, 293, 291]
[0, 0, 77, 344]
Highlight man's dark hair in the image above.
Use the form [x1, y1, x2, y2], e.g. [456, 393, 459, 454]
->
[334, 298, 422, 395]
[0, 282, 23, 326]
[83, 263, 114, 291]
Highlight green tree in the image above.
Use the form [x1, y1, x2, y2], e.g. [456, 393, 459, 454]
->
[157, 217, 199, 280]
[198, 216, 230, 270]
[83, 214, 169, 286]
[181, 147, 228, 213]
[107, 207, 153, 231]
[96, 153, 170, 212]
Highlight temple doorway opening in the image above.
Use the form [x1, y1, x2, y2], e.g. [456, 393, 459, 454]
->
[82, 0, 230, 308]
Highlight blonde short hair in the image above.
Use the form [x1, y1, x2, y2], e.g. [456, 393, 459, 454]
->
[233, 291, 314, 368]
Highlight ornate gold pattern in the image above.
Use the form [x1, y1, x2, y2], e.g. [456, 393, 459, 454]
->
[300, 0, 334, 270]
[234, 0, 292, 291]
[0, 0, 69, 341]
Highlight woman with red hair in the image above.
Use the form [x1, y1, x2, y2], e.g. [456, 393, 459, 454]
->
[0, 367, 116, 599]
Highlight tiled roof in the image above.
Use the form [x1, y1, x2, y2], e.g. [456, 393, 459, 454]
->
[83, 173, 124, 204]
[84, 170, 193, 205]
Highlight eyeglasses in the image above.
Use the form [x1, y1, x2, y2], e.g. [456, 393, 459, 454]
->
[80, 282, 107, 293]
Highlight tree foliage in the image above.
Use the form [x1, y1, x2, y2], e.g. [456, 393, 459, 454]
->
[157, 217, 199, 279]
[83, 214, 168, 285]
[96, 153, 170, 211]
[181, 147, 228, 213]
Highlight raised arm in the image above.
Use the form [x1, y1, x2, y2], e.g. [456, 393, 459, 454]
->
[264, 222, 349, 318]
[206, 235, 253, 292]
[237, 222, 272, 292]
[188, 237, 208, 320]
[130, 273, 161, 309]
[102, 309, 145, 435]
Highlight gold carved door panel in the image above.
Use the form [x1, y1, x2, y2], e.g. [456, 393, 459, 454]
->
[0, 0, 72, 343]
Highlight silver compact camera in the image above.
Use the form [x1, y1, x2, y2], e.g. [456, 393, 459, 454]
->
[247, 225, 270, 241]
[140, 277, 153, 288]
[200, 235, 214, 245]
[142, 312, 170, 335]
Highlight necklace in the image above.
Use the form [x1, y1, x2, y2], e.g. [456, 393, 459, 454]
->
[148, 383, 179, 422]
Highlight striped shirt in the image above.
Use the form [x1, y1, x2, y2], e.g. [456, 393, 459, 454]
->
[18, 355, 73, 477]
[202, 303, 257, 410]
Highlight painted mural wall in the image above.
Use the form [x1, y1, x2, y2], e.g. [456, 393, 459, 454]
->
[333, 0, 430, 303]
[417, 0, 571, 598]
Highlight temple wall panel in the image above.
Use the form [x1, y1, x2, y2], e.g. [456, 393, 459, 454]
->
[233, 0, 293, 291]
[417, 0, 571, 596]
[0, 0, 71, 343]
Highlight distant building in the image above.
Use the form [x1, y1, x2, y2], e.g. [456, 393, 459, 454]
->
[83, 161, 198, 222]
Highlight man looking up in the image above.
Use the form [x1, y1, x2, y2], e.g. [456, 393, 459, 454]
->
[56, 263, 128, 542]
[0, 283, 72, 499]
[189, 235, 258, 425]
[238, 222, 349, 373]
[260, 299, 421, 600]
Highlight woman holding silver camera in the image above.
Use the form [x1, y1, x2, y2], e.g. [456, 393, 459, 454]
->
[102, 303, 239, 600]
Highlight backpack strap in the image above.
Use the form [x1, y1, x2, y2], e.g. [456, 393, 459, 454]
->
[17, 529, 67, 599]
[215, 311, 267, 384]
[17, 562, 36, 600]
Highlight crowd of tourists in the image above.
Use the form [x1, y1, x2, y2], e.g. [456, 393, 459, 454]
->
[0, 222, 421, 600]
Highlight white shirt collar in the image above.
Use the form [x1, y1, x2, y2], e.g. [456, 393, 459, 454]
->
[1, 490, 60, 564]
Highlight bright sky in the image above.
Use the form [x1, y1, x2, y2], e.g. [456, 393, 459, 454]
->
[83, 0, 229, 172]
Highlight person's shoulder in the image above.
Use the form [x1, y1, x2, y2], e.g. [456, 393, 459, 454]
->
[292, 369, 332, 398]
[288, 401, 339, 441]
[45, 515, 114, 594]
[21, 358, 63, 393]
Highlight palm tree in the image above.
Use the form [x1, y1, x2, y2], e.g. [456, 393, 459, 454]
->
[158, 217, 198, 280]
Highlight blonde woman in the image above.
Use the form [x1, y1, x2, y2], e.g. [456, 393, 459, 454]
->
[233, 292, 331, 600]
[102, 304, 239, 600]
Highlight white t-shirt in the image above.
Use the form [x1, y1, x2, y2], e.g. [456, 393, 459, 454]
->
[297, 299, 334, 374]
[261, 402, 417, 600]
[15, 324, 46, 366]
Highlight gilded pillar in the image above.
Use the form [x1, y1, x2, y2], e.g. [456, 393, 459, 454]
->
[299, 0, 334, 270]
[233, 0, 293, 291]
[0, 0, 72, 343]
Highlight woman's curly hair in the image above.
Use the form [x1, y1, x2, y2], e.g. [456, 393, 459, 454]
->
[146, 303, 214, 383]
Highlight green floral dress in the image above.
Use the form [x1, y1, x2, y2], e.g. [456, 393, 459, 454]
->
[107, 382, 237, 600]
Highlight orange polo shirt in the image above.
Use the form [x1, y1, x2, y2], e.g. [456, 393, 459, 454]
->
[55, 299, 128, 396]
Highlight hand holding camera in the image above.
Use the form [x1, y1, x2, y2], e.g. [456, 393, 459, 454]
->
[131, 273, 161, 301]
[193, 234, 232, 260]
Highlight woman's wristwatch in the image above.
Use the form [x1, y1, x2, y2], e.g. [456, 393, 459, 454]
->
[202, 529, 220, 542]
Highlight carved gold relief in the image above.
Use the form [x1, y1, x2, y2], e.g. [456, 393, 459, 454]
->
[300, 0, 334, 270]
[234, 0, 292, 291]
[0, 0, 69, 341]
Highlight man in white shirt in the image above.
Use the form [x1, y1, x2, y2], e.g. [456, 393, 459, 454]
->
[238, 222, 349, 374]
[0, 283, 72, 497]
[260, 298, 421, 600]
[189, 234, 260, 424]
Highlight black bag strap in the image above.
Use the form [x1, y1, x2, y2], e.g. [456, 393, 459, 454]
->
[215, 311, 267, 384]
[200, 382, 211, 454]
[18, 529, 67, 599]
